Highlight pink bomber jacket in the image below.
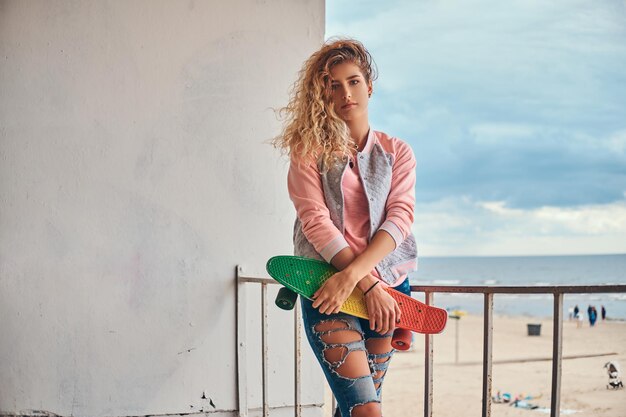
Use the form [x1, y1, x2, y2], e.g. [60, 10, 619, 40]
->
[287, 129, 418, 287]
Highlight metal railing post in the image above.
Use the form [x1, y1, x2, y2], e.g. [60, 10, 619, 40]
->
[455, 317, 459, 364]
[236, 266, 248, 417]
[294, 301, 302, 417]
[424, 291, 434, 417]
[550, 292, 563, 417]
[481, 293, 493, 417]
[261, 283, 269, 417]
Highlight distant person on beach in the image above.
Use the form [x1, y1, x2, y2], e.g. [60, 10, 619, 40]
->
[577, 311, 584, 328]
[568, 307, 574, 321]
[274, 38, 417, 417]
[589, 305, 598, 327]
[602, 305, 607, 321]
[574, 305, 580, 319]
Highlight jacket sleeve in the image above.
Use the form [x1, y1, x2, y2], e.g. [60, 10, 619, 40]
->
[287, 159, 349, 262]
[379, 140, 416, 249]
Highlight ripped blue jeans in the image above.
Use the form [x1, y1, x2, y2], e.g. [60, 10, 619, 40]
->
[300, 279, 411, 417]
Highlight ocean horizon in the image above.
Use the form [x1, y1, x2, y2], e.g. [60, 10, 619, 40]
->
[409, 253, 626, 319]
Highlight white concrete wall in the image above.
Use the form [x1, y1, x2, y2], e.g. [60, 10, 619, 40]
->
[0, 1, 325, 416]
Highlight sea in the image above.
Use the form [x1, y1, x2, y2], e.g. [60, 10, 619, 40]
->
[408, 253, 626, 320]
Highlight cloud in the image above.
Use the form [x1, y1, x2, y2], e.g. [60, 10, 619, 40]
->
[469, 123, 537, 144]
[328, 0, 626, 210]
[479, 200, 626, 234]
[328, 1, 626, 254]
[414, 197, 626, 256]
[608, 129, 626, 154]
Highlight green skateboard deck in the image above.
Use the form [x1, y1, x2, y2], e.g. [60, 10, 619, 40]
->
[266, 255, 447, 334]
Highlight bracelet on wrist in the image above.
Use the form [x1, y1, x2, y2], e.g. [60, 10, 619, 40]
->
[363, 280, 380, 296]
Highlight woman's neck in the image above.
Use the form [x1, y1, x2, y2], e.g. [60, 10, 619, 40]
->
[347, 120, 370, 151]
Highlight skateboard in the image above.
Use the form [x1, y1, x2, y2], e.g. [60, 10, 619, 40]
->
[266, 255, 447, 350]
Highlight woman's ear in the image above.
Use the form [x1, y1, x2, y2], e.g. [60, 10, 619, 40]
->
[368, 83, 373, 98]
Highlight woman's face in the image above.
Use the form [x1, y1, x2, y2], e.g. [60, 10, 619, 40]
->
[329, 61, 372, 123]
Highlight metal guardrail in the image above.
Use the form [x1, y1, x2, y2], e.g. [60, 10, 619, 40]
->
[236, 266, 626, 417]
[236, 267, 309, 417]
[414, 284, 626, 417]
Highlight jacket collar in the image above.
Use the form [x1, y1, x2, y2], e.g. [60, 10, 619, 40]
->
[358, 127, 376, 155]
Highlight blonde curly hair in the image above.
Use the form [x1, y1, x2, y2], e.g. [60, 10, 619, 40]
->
[273, 38, 377, 169]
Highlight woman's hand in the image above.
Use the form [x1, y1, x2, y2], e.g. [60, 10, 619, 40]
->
[311, 271, 359, 315]
[364, 283, 401, 335]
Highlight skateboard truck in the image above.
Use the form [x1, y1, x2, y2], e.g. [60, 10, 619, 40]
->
[275, 286, 299, 310]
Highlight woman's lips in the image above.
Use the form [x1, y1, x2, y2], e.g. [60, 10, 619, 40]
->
[342, 103, 357, 110]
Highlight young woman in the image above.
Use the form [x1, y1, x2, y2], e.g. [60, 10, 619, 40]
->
[274, 38, 418, 417]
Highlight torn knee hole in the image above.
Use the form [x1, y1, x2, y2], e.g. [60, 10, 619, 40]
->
[325, 349, 370, 379]
[337, 351, 370, 379]
[321, 329, 362, 344]
[351, 401, 381, 417]
[322, 346, 348, 365]
[314, 321, 364, 344]
[373, 370, 387, 391]
[314, 320, 350, 332]
[365, 336, 393, 353]
[370, 355, 391, 383]
[373, 370, 386, 380]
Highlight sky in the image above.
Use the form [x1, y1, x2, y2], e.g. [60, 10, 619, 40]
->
[327, 0, 626, 257]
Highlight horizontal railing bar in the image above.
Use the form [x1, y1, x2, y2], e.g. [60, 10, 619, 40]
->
[240, 278, 626, 295]
[239, 276, 275, 284]
[399, 351, 618, 368]
[444, 352, 618, 369]
[410, 284, 626, 294]
[249, 403, 324, 411]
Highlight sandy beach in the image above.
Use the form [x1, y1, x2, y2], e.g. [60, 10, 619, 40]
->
[325, 314, 626, 416]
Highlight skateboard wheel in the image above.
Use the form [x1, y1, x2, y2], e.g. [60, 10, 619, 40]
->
[391, 328, 412, 351]
[275, 287, 298, 310]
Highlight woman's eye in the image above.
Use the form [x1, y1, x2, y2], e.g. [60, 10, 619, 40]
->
[350, 80, 359, 85]
[331, 84, 339, 90]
